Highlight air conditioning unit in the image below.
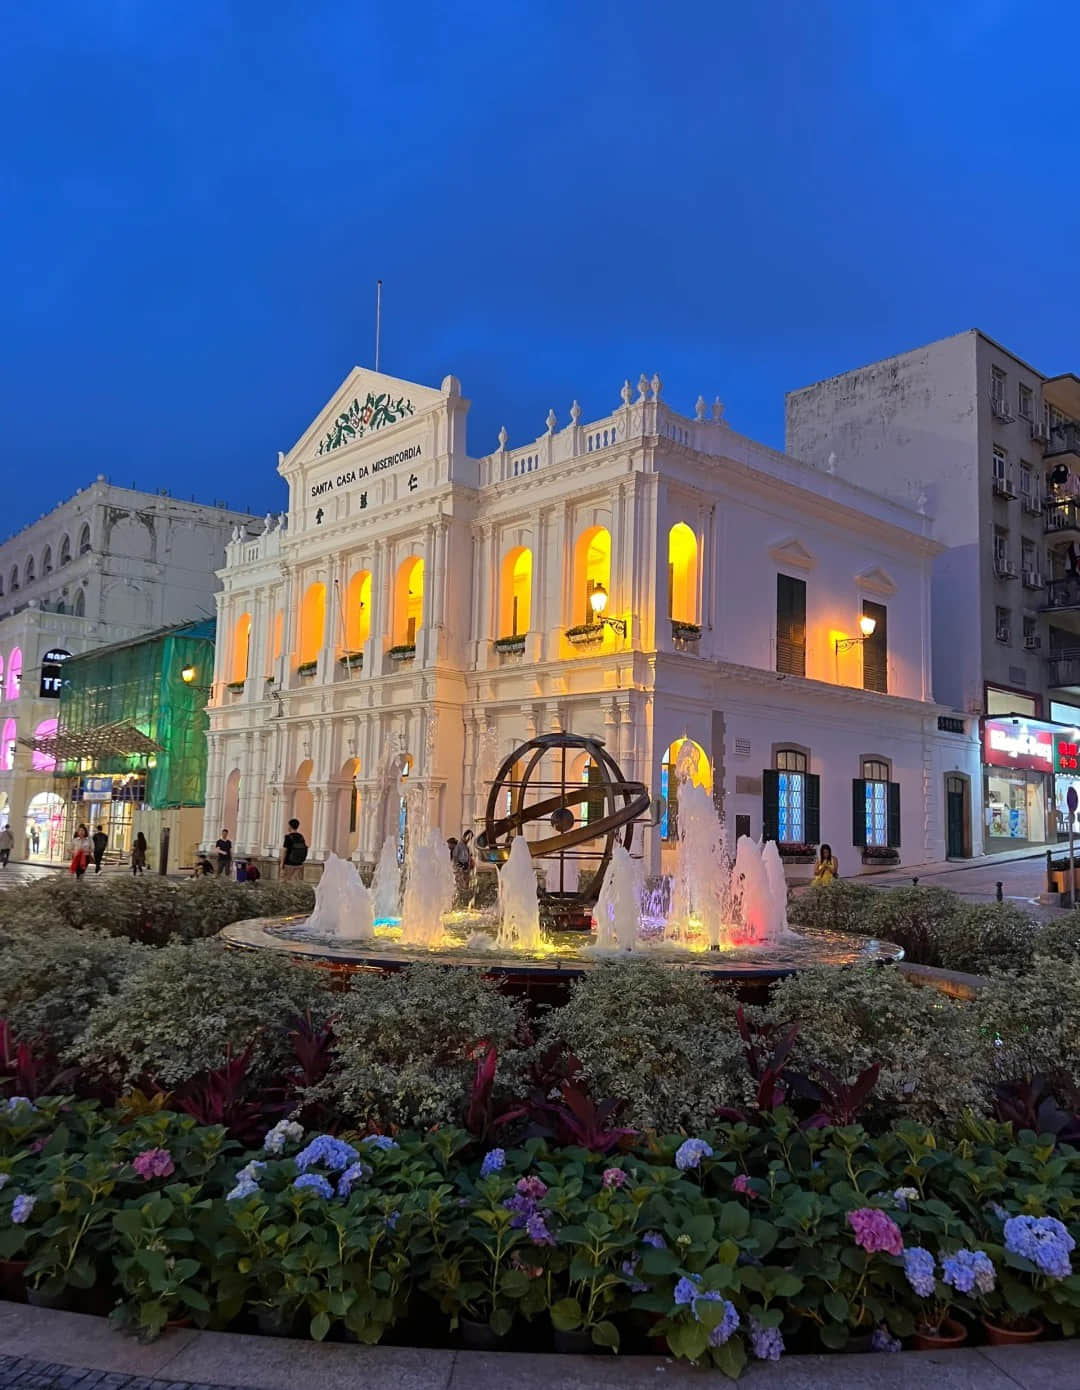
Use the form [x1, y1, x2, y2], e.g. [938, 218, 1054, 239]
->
[1025, 634, 1042, 650]
[990, 393, 1014, 421]
[1022, 569, 1044, 588]
[1032, 418, 1051, 443]
[993, 475, 1016, 498]
[995, 556, 1017, 578]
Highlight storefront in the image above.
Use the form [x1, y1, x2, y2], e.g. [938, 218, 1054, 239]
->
[1053, 732, 1080, 838]
[982, 717, 1056, 848]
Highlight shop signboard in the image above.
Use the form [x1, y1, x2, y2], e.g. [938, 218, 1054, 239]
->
[1056, 737, 1080, 772]
[38, 648, 71, 698]
[983, 719, 1055, 773]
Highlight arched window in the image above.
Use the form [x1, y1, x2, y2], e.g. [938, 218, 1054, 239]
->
[1, 718, 15, 771]
[764, 746, 819, 847]
[335, 757, 361, 858]
[499, 547, 532, 637]
[6, 649, 21, 701]
[31, 719, 57, 772]
[571, 525, 611, 626]
[660, 738, 712, 840]
[292, 758, 314, 835]
[24, 557, 35, 584]
[394, 556, 424, 647]
[298, 582, 326, 667]
[223, 768, 241, 836]
[9, 567, 19, 593]
[858, 756, 898, 851]
[73, 589, 85, 617]
[42, 546, 52, 575]
[59, 535, 72, 565]
[78, 524, 91, 554]
[230, 613, 252, 684]
[668, 523, 698, 624]
[344, 570, 372, 650]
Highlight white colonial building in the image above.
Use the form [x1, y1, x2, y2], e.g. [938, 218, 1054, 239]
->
[0, 479, 258, 858]
[203, 368, 982, 879]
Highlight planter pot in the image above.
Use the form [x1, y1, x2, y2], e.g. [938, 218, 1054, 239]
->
[981, 1315, 1043, 1345]
[165, 1316, 193, 1330]
[0, 1260, 28, 1302]
[460, 1317, 509, 1351]
[552, 1328, 609, 1356]
[257, 1308, 299, 1338]
[912, 1318, 967, 1351]
[26, 1285, 74, 1311]
[845, 1332, 874, 1354]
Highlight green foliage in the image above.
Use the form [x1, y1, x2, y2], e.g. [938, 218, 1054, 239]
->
[766, 963, 987, 1128]
[323, 964, 526, 1130]
[72, 940, 334, 1088]
[977, 956, 1080, 1085]
[0, 927, 143, 1050]
[786, 880, 876, 935]
[858, 886, 964, 965]
[1033, 913, 1080, 963]
[541, 962, 748, 1131]
[936, 903, 1039, 977]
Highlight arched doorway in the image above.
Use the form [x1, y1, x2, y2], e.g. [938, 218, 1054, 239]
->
[945, 773, 971, 859]
[334, 758, 360, 859]
[394, 558, 424, 648]
[292, 759, 314, 840]
[667, 523, 699, 623]
[223, 769, 241, 842]
[26, 791, 64, 860]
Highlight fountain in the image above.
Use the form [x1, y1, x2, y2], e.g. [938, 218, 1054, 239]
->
[222, 732, 902, 983]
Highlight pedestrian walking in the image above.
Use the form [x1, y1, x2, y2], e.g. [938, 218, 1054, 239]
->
[70, 824, 90, 879]
[0, 825, 13, 868]
[215, 828, 234, 877]
[131, 831, 148, 875]
[29, 826, 39, 855]
[280, 819, 308, 880]
[92, 824, 109, 874]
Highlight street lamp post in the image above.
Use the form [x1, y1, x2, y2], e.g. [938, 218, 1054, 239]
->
[587, 583, 627, 638]
[834, 613, 877, 654]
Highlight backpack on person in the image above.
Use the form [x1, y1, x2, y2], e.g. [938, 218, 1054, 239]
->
[285, 832, 308, 866]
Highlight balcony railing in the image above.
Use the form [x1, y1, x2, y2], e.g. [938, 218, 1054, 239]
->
[1048, 649, 1080, 688]
[1044, 575, 1080, 611]
[1045, 498, 1080, 536]
[1046, 421, 1080, 463]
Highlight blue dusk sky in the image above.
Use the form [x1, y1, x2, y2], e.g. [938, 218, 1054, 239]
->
[3, 0, 1078, 534]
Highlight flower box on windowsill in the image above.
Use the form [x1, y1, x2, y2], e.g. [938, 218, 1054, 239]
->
[778, 842, 817, 863]
[296, 661, 318, 679]
[565, 623, 604, 647]
[862, 847, 899, 864]
[226, 680, 245, 693]
[388, 644, 416, 662]
[338, 651, 364, 672]
[493, 634, 527, 655]
[671, 621, 702, 643]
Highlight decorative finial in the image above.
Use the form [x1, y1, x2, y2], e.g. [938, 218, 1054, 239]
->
[825, 451, 837, 475]
[497, 425, 508, 450]
[620, 380, 633, 406]
[637, 374, 649, 401]
[546, 408, 557, 434]
[650, 373, 662, 400]
[277, 450, 285, 467]
[695, 395, 707, 421]
[711, 397, 725, 421]
[917, 490, 929, 515]
[569, 399, 581, 424]
[263, 513, 274, 531]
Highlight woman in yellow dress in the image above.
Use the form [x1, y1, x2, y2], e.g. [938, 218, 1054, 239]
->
[811, 843, 838, 885]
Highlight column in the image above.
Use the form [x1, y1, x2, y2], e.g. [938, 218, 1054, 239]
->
[280, 565, 299, 688]
[529, 510, 547, 663]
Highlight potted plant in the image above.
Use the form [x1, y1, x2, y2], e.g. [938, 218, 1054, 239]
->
[22, 1153, 123, 1312]
[388, 644, 416, 662]
[671, 621, 701, 643]
[861, 846, 900, 865]
[493, 635, 527, 656]
[338, 651, 364, 672]
[111, 1188, 212, 1340]
[565, 623, 604, 647]
[226, 680, 245, 693]
[296, 660, 318, 678]
[777, 842, 817, 864]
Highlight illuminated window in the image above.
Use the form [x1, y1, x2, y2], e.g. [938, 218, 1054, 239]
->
[857, 758, 898, 850]
[572, 525, 611, 625]
[660, 738, 712, 841]
[774, 748, 807, 843]
[667, 523, 698, 623]
[231, 613, 251, 684]
[499, 547, 533, 637]
[5, 649, 21, 701]
[394, 556, 424, 646]
[298, 582, 326, 666]
[344, 570, 372, 650]
[1, 718, 15, 772]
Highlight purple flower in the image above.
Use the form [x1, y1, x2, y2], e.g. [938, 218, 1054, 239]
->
[293, 1173, 334, 1199]
[642, 1230, 667, 1249]
[1004, 1216, 1074, 1279]
[749, 1316, 784, 1361]
[237, 1160, 266, 1183]
[674, 1275, 700, 1307]
[337, 1161, 371, 1198]
[516, 1175, 548, 1200]
[620, 1256, 650, 1293]
[132, 1147, 174, 1181]
[4, 1097, 36, 1114]
[226, 1175, 261, 1202]
[903, 1246, 936, 1298]
[706, 1300, 740, 1347]
[480, 1149, 505, 1178]
[674, 1138, 713, 1171]
[10, 1194, 35, 1225]
[870, 1326, 901, 1353]
[385, 1210, 400, 1231]
[942, 1248, 995, 1296]
[847, 1208, 903, 1255]
[893, 1187, 919, 1212]
[602, 1167, 627, 1189]
[732, 1173, 754, 1197]
[361, 1134, 398, 1152]
[526, 1212, 555, 1246]
[295, 1135, 359, 1173]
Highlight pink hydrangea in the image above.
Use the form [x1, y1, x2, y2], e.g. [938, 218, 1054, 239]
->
[132, 1148, 174, 1181]
[516, 1176, 548, 1201]
[847, 1207, 903, 1255]
[732, 1173, 755, 1197]
[602, 1168, 627, 1189]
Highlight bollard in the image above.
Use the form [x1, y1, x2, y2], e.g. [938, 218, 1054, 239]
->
[996, 881, 1003, 902]
[159, 826, 170, 877]
[1047, 848, 1054, 893]
[912, 877, 919, 887]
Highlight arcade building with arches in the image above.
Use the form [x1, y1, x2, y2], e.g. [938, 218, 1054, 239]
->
[203, 368, 982, 880]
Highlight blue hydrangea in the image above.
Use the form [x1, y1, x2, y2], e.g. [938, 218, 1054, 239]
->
[526, 1211, 555, 1246]
[620, 1257, 650, 1294]
[706, 1300, 740, 1347]
[226, 1175, 261, 1202]
[295, 1134, 359, 1173]
[903, 1246, 937, 1298]
[385, 1210, 400, 1231]
[892, 1187, 918, 1212]
[236, 1160, 266, 1183]
[674, 1275, 700, 1307]
[4, 1097, 36, 1114]
[870, 1326, 901, 1353]
[1004, 1215, 1075, 1279]
[941, 1248, 995, 1296]
[0, 1174, 9, 1191]
[337, 1161, 371, 1198]
[263, 1119, 304, 1155]
[642, 1230, 667, 1249]
[749, 1316, 784, 1361]
[674, 1138, 713, 1171]
[294, 1173, 335, 1199]
[362, 1135, 398, 1152]
[480, 1148, 506, 1177]
[10, 1194, 35, 1224]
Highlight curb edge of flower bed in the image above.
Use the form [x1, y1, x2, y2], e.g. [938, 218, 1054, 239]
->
[898, 961, 988, 1000]
[1, 1304, 1078, 1390]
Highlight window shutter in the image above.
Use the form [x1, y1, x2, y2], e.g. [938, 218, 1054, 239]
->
[776, 575, 807, 676]
[805, 773, 821, 845]
[762, 770, 780, 843]
[852, 779, 867, 848]
[887, 781, 901, 847]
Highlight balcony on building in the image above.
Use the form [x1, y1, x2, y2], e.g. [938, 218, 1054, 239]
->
[1048, 647, 1080, 694]
[1045, 496, 1080, 544]
[1044, 575, 1080, 612]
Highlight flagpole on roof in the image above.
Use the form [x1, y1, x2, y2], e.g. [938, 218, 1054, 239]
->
[375, 280, 382, 373]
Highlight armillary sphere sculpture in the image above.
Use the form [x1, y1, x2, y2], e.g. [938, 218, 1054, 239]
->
[479, 732, 650, 929]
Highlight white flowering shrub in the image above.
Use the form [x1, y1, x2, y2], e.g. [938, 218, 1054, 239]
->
[72, 939, 335, 1087]
[767, 963, 987, 1128]
[540, 962, 748, 1132]
[786, 881, 876, 935]
[976, 957, 1080, 1086]
[1033, 913, 1080, 964]
[324, 964, 526, 1130]
[936, 903, 1039, 977]
[858, 886, 966, 965]
[0, 927, 144, 1050]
